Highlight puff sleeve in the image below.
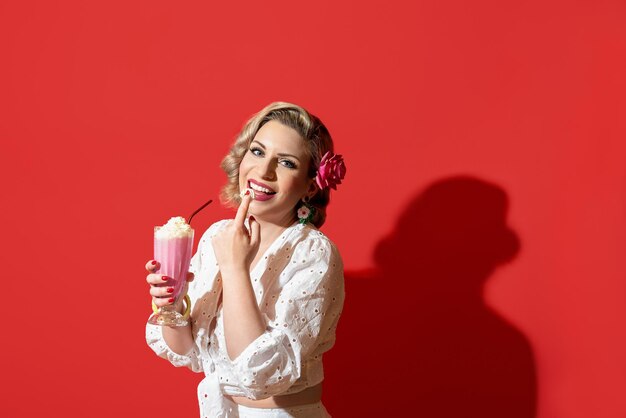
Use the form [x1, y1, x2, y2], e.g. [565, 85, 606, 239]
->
[228, 236, 345, 399]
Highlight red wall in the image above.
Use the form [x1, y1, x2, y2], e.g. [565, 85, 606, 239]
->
[2, 1, 625, 417]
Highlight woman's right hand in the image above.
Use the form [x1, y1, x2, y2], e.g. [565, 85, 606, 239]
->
[145, 260, 194, 313]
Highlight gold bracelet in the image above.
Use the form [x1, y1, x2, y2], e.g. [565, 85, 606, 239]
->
[152, 294, 191, 320]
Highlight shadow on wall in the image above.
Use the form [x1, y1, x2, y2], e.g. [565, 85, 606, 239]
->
[323, 175, 537, 417]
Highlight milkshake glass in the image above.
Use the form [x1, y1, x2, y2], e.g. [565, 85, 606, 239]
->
[148, 216, 194, 327]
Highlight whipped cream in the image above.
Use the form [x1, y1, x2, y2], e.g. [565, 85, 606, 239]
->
[155, 216, 193, 239]
[240, 188, 256, 199]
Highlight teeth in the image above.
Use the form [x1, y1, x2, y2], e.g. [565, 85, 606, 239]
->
[249, 182, 274, 194]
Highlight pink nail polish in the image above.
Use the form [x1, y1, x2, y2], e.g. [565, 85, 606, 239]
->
[162, 276, 169, 281]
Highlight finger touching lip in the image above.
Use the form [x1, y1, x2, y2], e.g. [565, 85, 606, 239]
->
[240, 187, 256, 200]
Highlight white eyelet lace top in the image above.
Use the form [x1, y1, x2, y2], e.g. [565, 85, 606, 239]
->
[146, 219, 345, 417]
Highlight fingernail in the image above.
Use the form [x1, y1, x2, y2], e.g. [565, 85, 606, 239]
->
[162, 276, 169, 281]
[168, 298, 175, 303]
[167, 287, 174, 293]
[151, 260, 157, 265]
[244, 189, 250, 196]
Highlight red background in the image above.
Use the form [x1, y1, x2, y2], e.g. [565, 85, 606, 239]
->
[2, 1, 626, 417]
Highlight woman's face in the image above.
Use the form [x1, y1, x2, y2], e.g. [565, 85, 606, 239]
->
[238, 120, 316, 226]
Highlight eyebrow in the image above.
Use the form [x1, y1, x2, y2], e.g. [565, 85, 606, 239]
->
[251, 140, 301, 162]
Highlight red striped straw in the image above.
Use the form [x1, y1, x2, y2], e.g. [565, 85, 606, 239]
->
[187, 199, 213, 226]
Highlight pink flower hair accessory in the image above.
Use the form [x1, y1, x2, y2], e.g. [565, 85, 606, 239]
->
[315, 151, 346, 190]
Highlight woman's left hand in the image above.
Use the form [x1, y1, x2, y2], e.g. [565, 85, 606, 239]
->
[212, 190, 260, 273]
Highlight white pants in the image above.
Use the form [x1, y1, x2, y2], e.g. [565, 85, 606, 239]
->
[227, 400, 332, 418]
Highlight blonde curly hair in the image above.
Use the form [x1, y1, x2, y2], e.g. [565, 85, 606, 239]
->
[220, 102, 335, 228]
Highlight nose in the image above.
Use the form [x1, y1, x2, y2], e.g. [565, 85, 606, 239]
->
[256, 157, 277, 181]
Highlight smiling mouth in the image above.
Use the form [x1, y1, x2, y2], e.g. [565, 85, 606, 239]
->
[248, 181, 277, 195]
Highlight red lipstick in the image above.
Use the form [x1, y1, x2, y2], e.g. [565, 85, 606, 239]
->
[247, 180, 276, 201]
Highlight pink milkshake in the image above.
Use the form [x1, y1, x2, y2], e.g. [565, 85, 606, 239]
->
[148, 216, 194, 327]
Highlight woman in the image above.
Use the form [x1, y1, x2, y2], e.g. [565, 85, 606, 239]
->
[145, 102, 346, 417]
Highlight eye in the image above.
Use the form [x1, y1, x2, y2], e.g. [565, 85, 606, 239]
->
[250, 147, 263, 157]
[249, 147, 298, 169]
[280, 159, 297, 169]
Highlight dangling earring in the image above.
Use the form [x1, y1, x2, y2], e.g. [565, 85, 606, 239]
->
[297, 197, 315, 225]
